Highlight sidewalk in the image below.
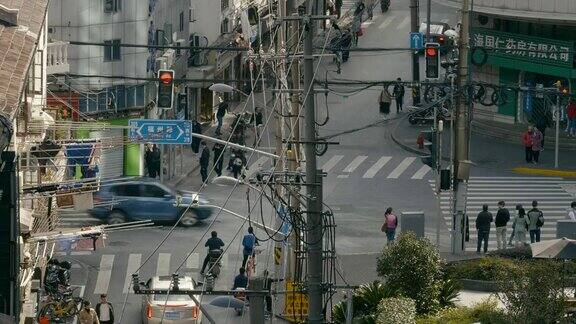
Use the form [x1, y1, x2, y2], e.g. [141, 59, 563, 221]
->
[391, 116, 576, 175]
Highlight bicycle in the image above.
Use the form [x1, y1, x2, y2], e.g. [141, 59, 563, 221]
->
[245, 248, 263, 278]
[38, 287, 84, 322]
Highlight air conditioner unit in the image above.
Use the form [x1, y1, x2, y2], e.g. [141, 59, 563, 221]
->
[475, 14, 498, 29]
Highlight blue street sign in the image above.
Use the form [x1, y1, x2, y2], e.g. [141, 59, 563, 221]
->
[410, 32, 424, 50]
[128, 119, 192, 144]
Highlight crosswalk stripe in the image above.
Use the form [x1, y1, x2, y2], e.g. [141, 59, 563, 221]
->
[411, 165, 432, 180]
[396, 16, 410, 30]
[94, 255, 114, 295]
[363, 156, 391, 178]
[123, 254, 141, 293]
[157, 253, 171, 276]
[387, 157, 416, 179]
[322, 155, 344, 173]
[343, 155, 368, 173]
[378, 16, 395, 29]
[187, 253, 199, 270]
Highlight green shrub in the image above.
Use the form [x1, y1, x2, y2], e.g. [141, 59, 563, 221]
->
[416, 298, 509, 324]
[445, 257, 521, 281]
[376, 232, 444, 315]
[332, 281, 398, 324]
[376, 297, 416, 324]
[498, 261, 567, 324]
[487, 246, 532, 260]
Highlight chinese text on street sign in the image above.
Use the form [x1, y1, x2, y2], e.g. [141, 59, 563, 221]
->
[472, 28, 574, 67]
[129, 119, 192, 144]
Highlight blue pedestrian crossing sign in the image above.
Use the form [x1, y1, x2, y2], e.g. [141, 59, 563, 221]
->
[410, 32, 424, 50]
[129, 119, 192, 144]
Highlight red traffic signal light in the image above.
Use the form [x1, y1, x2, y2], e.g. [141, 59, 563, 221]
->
[426, 47, 438, 57]
[159, 70, 174, 84]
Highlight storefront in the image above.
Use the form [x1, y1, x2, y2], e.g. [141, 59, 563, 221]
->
[470, 17, 576, 124]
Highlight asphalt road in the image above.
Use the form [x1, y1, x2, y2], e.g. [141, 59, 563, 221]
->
[58, 2, 575, 323]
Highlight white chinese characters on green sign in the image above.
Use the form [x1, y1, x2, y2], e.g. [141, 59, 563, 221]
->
[472, 28, 573, 67]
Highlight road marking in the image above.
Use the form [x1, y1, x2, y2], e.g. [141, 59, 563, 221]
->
[387, 157, 416, 178]
[221, 253, 228, 269]
[94, 255, 114, 295]
[321, 155, 344, 173]
[396, 16, 410, 30]
[157, 253, 171, 276]
[411, 164, 432, 179]
[123, 254, 141, 293]
[337, 174, 350, 178]
[187, 253, 199, 270]
[70, 251, 92, 256]
[362, 156, 391, 178]
[246, 156, 269, 178]
[378, 16, 395, 30]
[343, 155, 368, 173]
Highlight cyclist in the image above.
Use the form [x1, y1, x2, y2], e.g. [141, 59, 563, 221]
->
[200, 231, 225, 275]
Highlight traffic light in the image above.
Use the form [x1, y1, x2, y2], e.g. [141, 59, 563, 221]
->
[420, 129, 437, 168]
[157, 69, 175, 109]
[425, 43, 440, 79]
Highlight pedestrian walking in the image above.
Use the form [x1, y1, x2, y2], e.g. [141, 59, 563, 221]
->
[393, 78, 405, 113]
[191, 120, 202, 153]
[567, 201, 576, 221]
[212, 139, 225, 177]
[95, 294, 114, 324]
[522, 126, 533, 163]
[531, 126, 543, 163]
[335, 0, 343, 18]
[380, 207, 398, 245]
[215, 99, 228, 136]
[567, 100, 576, 137]
[365, 0, 374, 20]
[508, 204, 522, 246]
[144, 144, 160, 178]
[527, 200, 544, 243]
[199, 141, 210, 183]
[241, 227, 258, 268]
[78, 300, 100, 324]
[495, 201, 510, 250]
[475, 204, 493, 253]
[512, 207, 529, 247]
[378, 84, 392, 116]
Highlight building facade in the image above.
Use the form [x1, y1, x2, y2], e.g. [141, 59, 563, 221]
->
[437, 0, 576, 125]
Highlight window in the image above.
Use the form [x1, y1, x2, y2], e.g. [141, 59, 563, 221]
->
[141, 184, 168, 198]
[104, 39, 121, 61]
[220, 18, 229, 34]
[104, 0, 121, 13]
[221, 0, 229, 11]
[179, 11, 184, 31]
[113, 184, 140, 197]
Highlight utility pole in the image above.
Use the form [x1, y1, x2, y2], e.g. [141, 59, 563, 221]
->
[452, 0, 470, 254]
[248, 276, 266, 324]
[410, 0, 420, 105]
[303, 15, 324, 324]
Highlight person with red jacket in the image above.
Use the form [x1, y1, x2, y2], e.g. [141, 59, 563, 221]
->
[522, 126, 534, 163]
[567, 100, 576, 137]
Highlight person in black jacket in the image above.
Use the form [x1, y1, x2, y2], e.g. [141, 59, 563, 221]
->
[494, 201, 510, 250]
[475, 204, 493, 253]
[212, 139, 225, 177]
[199, 142, 210, 183]
[191, 120, 202, 153]
[96, 294, 114, 324]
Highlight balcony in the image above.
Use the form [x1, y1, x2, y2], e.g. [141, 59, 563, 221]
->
[46, 41, 70, 75]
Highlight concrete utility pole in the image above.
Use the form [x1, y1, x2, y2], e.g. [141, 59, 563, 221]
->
[452, 0, 471, 254]
[303, 15, 324, 324]
[410, 0, 420, 105]
[249, 276, 266, 324]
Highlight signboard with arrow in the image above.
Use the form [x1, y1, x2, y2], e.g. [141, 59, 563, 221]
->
[410, 32, 424, 50]
[128, 119, 192, 144]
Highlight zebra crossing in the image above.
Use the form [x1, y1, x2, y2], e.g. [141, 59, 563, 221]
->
[78, 251, 240, 296]
[431, 177, 574, 251]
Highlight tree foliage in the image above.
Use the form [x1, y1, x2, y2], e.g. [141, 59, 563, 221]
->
[376, 232, 444, 314]
[376, 297, 416, 324]
[497, 260, 568, 324]
[332, 281, 398, 324]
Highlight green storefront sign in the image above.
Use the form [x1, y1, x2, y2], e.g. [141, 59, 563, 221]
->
[472, 28, 574, 68]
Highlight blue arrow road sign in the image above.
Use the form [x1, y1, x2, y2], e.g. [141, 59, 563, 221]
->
[128, 119, 192, 144]
[410, 32, 424, 50]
